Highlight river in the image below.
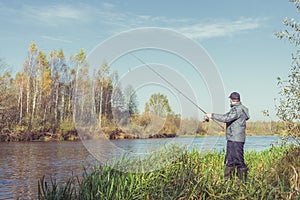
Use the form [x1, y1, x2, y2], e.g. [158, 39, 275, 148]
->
[0, 136, 280, 199]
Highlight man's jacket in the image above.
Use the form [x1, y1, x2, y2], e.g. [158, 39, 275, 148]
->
[212, 102, 250, 142]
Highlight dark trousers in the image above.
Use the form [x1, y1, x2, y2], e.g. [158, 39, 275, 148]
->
[225, 140, 247, 168]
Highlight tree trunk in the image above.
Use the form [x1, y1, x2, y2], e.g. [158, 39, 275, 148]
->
[26, 77, 30, 115]
[99, 85, 103, 129]
[61, 85, 65, 121]
[55, 82, 59, 124]
[18, 87, 23, 124]
[31, 79, 38, 125]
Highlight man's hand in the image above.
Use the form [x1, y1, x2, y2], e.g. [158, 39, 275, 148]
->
[205, 113, 212, 119]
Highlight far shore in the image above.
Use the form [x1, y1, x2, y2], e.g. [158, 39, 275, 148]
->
[0, 130, 283, 142]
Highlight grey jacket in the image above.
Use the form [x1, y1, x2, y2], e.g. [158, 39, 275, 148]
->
[212, 102, 250, 142]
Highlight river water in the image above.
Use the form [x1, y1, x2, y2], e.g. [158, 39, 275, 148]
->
[0, 136, 280, 199]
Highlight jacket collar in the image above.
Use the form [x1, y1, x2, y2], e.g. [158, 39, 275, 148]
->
[230, 101, 241, 107]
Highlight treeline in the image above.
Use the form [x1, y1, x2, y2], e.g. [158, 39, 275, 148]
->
[0, 43, 123, 141]
[0, 43, 90, 141]
[0, 44, 285, 142]
[246, 121, 286, 136]
[0, 43, 211, 141]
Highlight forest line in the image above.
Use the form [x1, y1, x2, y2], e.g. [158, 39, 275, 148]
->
[0, 43, 284, 142]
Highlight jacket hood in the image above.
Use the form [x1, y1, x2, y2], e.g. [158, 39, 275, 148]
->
[231, 102, 250, 120]
[241, 105, 250, 120]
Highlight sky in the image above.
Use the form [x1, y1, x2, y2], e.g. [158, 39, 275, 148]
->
[0, 0, 298, 121]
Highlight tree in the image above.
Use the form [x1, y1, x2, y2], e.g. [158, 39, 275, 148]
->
[124, 85, 139, 121]
[0, 60, 16, 131]
[23, 42, 38, 129]
[36, 50, 51, 131]
[71, 49, 93, 126]
[94, 59, 113, 128]
[15, 72, 26, 125]
[140, 93, 171, 134]
[139, 102, 151, 129]
[275, 0, 300, 137]
[49, 49, 67, 126]
[110, 71, 127, 125]
[124, 85, 139, 118]
[147, 93, 171, 118]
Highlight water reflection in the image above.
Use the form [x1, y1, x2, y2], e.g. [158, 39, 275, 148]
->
[0, 141, 93, 200]
[0, 136, 280, 199]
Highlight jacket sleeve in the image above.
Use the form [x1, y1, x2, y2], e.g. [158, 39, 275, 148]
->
[212, 107, 239, 123]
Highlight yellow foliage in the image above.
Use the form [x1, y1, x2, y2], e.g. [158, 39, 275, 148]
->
[49, 50, 56, 59]
[42, 68, 52, 97]
[29, 42, 37, 54]
[57, 49, 65, 59]
[74, 48, 86, 63]
[38, 51, 48, 67]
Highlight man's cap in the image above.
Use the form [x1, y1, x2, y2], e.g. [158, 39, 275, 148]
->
[229, 92, 240, 100]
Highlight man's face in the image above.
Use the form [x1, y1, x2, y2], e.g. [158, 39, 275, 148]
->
[230, 99, 239, 104]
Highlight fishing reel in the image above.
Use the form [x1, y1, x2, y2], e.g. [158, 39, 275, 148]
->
[203, 116, 210, 123]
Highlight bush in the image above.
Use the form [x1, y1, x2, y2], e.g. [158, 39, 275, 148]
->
[59, 119, 76, 135]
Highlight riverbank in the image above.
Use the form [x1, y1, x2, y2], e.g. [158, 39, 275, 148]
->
[38, 144, 300, 199]
[0, 131, 282, 142]
[0, 127, 177, 142]
[0, 131, 80, 142]
[0, 121, 287, 142]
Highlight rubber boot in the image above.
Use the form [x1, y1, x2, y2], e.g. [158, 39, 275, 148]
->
[237, 167, 248, 181]
[224, 166, 235, 180]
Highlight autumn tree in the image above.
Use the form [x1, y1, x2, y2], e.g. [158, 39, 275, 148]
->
[15, 72, 26, 125]
[147, 93, 171, 118]
[48, 49, 67, 126]
[0, 59, 16, 131]
[141, 93, 173, 135]
[71, 49, 93, 126]
[23, 42, 38, 130]
[160, 114, 181, 135]
[35, 50, 51, 131]
[139, 102, 151, 129]
[94, 59, 113, 128]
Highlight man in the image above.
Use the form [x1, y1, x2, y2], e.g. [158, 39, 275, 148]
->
[205, 92, 250, 181]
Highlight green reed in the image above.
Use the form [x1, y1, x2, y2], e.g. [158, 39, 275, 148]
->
[38, 144, 300, 200]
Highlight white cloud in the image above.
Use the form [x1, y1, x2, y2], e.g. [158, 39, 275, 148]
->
[102, 2, 115, 9]
[41, 35, 73, 43]
[22, 4, 89, 24]
[18, 3, 124, 27]
[177, 18, 264, 40]
[1, 2, 266, 40]
[99, 11, 265, 40]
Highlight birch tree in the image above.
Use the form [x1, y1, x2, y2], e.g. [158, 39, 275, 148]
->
[23, 43, 38, 129]
[94, 59, 110, 128]
[15, 72, 26, 125]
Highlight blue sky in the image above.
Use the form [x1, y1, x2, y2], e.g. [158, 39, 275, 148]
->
[0, 0, 298, 121]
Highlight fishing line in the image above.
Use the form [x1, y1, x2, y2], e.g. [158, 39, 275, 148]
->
[130, 53, 224, 129]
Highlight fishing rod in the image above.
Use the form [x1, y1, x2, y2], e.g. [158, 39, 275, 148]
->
[130, 53, 224, 129]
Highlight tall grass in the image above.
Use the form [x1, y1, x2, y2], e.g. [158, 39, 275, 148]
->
[38, 145, 300, 200]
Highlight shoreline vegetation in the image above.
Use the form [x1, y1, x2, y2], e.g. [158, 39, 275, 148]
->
[0, 121, 286, 142]
[37, 144, 300, 199]
[0, 45, 289, 143]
